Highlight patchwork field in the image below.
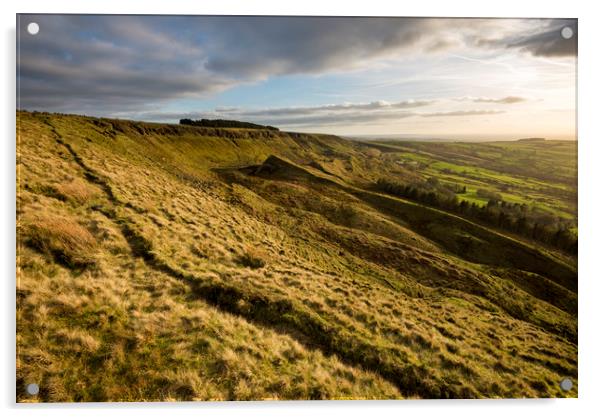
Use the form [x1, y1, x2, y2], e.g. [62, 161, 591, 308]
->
[16, 111, 577, 401]
[370, 139, 577, 221]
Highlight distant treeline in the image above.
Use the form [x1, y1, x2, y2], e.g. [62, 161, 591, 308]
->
[180, 119, 279, 131]
[376, 178, 577, 255]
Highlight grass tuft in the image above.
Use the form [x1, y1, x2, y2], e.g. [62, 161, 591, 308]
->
[54, 179, 99, 204]
[21, 214, 98, 268]
[237, 246, 268, 269]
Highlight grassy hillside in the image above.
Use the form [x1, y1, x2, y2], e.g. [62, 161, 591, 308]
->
[17, 111, 577, 401]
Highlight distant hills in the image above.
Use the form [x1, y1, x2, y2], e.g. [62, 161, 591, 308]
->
[346, 134, 562, 142]
[517, 137, 546, 142]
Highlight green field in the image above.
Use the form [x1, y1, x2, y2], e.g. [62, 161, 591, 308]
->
[370, 139, 577, 221]
[17, 111, 577, 401]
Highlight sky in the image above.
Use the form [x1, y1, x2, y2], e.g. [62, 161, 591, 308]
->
[17, 15, 577, 139]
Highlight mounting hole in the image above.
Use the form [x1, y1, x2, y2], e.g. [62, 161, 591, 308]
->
[561, 26, 574, 40]
[26, 383, 39, 396]
[559, 378, 573, 391]
[27, 22, 40, 35]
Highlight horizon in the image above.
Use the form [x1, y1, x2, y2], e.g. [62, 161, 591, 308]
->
[17, 109, 577, 142]
[17, 15, 577, 139]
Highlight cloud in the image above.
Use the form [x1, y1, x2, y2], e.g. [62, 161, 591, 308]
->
[17, 15, 233, 113]
[201, 17, 445, 78]
[221, 100, 435, 117]
[253, 111, 417, 127]
[16, 15, 572, 116]
[508, 20, 577, 57]
[455, 96, 528, 104]
[477, 19, 577, 57]
[129, 105, 418, 127]
[133, 100, 505, 128]
[269, 109, 503, 127]
[419, 110, 505, 118]
[18, 15, 443, 113]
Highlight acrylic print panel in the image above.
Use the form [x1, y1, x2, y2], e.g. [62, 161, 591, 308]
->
[16, 14, 577, 402]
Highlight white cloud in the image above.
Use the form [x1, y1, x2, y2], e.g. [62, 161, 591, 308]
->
[454, 96, 528, 104]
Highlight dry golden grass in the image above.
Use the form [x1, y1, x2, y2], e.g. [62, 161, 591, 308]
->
[16, 113, 401, 402]
[17, 242, 400, 401]
[16, 111, 577, 401]
[53, 178, 99, 204]
[53, 328, 101, 353]
[20, 213, 98, 268]
[237, 245, 268, 269]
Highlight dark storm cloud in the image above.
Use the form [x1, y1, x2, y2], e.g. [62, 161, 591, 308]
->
[508, 19, 577, 57]
[18, 15, 454, 114]
[478, 19, 577, 58]
[16, 15, 572, 116]
[201, 17, 441, 78]
[17, 15, 232, 113]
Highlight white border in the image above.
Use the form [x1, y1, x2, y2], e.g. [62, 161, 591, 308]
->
[3, 1, 601, 416]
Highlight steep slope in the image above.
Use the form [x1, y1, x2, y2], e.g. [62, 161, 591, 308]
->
[17, 111, 577, 401]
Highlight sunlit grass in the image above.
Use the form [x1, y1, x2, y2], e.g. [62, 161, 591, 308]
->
[16, 111, 577, 401]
